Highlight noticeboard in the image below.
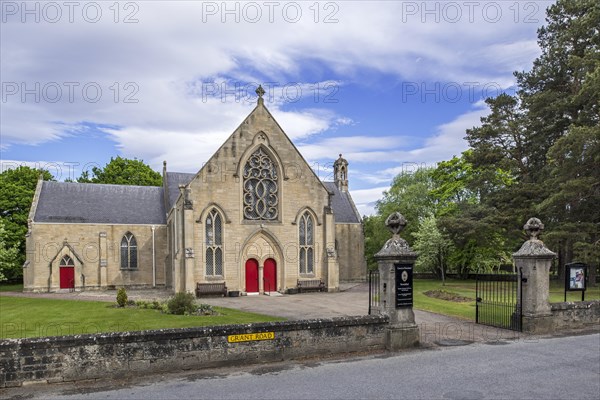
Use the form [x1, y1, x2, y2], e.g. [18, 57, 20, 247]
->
[565, 263, 587, 292]
[395, 263, 413, 308]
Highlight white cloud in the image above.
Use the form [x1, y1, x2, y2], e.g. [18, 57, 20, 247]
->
[314, 100, 490, 186]
[350, 186, 390, 217]
[1, 1, 545, 154]
[1, 0, 549, 204]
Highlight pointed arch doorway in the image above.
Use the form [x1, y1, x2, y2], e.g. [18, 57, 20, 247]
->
[245, 258, 259, 293]
[241, 230, 283, 294]
[263, 258, 277, 293]
[59, 255, 75, 289]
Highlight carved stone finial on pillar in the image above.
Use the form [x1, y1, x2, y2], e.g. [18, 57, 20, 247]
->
[513, 217, 555, 257]
[374, 212, 419, 350]
[375, 212, 415, 259]
[513, 217, 556, 334]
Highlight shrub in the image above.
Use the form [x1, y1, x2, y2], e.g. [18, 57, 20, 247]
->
[136, 300, 148, 309]
[135, 300, 164, 310]
[116, 288, 128, 307]
[166, 292, 197, 315]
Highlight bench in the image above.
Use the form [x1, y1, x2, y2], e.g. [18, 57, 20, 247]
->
[297, 279, 326, 293]
[196, 282, 227, 297]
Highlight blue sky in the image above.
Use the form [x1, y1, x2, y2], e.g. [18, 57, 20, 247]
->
[1, 1, 552, 214]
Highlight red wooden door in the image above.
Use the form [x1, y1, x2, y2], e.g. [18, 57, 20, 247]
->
[264, 258, 277, 292]
[60, 267, 75, 289]
[245, 259, 259, 293]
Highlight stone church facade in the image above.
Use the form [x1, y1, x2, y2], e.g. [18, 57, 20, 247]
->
[23, 92, 366, 294]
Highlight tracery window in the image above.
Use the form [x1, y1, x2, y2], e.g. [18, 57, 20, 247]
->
[243, 148, 278, 220]
[60, 255, 74, 266]
[120, 232, 137, 269]
[299, 212, 314, 274]
[205, 209, 223, 276]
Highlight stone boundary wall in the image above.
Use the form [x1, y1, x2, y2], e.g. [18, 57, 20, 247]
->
[0, 316, 388, 388]
[550, 300, 600, 330]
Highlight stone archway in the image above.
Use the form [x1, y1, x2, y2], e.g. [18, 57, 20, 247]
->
[241, 231, 283, 294]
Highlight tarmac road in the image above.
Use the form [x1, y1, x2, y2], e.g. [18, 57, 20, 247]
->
[11, 333, 600, 400]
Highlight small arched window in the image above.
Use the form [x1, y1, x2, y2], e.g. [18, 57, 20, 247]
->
[205, 209, 223, 276]
[299, 212, 314, 275]
[243, 148, 278, 220]
[60, 255, 74, 266]
[120, 232, 137, 269]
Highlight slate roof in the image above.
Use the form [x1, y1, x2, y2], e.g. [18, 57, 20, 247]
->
[164, 172, 196, 210]
[34, 181, 166, 225]
[323, 182, 362, 223]
[33, 178, 361, 226]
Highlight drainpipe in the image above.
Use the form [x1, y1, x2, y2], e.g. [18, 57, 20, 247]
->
[152, 225, 156, 288]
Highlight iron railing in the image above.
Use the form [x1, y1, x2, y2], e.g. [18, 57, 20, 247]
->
[368, 270, 380, 315]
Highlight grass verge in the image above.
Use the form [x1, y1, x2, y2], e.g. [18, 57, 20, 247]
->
[0, 296, 284, 339]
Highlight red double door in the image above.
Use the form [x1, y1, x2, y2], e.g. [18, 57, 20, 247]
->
[245, 258, 276, 293]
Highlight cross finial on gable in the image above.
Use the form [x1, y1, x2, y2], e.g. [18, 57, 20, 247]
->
[256, 85, 266, 105]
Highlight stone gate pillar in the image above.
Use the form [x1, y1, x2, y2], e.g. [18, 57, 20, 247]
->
[513, 217, 556, 334]
[374, 212, 419, 350]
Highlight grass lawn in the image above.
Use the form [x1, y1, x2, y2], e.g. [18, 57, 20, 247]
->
[0, 283, 23, 292]
[413, 279, 600, 321]
[413, 279, 477, 320]
[0, 296, 284, 339]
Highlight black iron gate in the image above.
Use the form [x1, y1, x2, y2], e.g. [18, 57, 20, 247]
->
[475, 272, 523, 332]
[368, 270, 380, 315]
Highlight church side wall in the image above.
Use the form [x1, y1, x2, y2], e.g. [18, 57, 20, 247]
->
[24, 223, 167, 292]
[336, 223, 367, 282]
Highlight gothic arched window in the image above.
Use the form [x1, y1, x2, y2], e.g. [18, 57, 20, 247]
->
[299, 212, 314, 274]
[243, 148, 278, 220]
[120, 232, 137, 269]
[205, 209, 223, 276]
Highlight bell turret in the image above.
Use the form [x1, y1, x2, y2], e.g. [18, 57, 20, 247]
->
[333, 154, 348, 192]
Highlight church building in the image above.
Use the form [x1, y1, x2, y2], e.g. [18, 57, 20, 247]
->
[23, 88, 366, 294]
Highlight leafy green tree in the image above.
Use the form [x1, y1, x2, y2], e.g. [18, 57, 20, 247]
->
[516, 0, 600, 171]
[363, 215, 390, 270]
[0, 166, 54, 280]
[463, 0, 599, 279]
[77, 156, 162, 186]
[0, 219, 20, 282]
[540, 125, 600, 283]
[363, 168, 437, 268]
[375, 168, 437, 244]
[431, 152, 477, 217]
[465, 94, 530, 184]
[521, 0, 600, 278]
[412, 215, 454, 282]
